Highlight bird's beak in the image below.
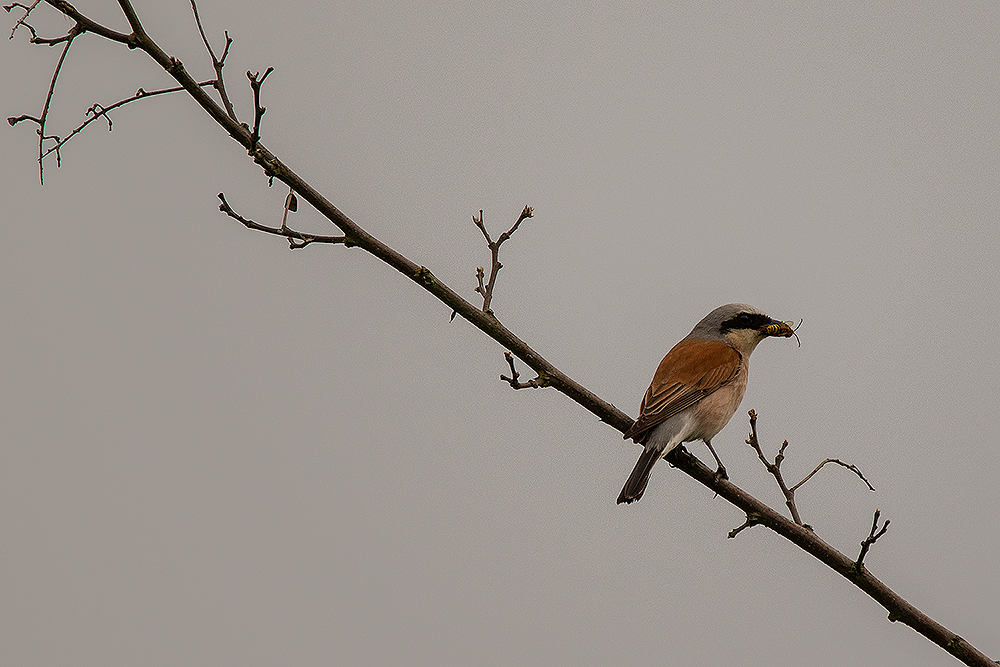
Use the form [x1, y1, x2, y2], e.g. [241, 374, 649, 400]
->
[761, 319, 796, 337]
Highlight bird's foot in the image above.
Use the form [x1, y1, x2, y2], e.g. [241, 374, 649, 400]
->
[713, 465, 729, 482]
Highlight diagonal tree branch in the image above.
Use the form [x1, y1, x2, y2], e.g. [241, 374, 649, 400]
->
[9, 3, 996, 666]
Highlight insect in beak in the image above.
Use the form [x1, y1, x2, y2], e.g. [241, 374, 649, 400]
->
[763, 320, 802, 347]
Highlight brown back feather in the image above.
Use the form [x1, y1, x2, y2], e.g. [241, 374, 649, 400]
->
[623, 339, 742, 442]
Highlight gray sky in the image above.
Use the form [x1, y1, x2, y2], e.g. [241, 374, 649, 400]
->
[3, 1, 998, 665]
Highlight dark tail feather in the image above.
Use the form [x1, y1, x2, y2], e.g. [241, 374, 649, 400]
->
[617, 446, 663, 504]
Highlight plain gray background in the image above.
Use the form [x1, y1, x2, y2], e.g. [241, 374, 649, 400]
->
[3, 1, 998, 665]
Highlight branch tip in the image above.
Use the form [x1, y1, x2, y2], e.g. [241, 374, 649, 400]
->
[190, 0, 238, 120]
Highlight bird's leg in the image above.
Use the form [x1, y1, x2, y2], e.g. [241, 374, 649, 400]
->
[704, 439, 728, 480]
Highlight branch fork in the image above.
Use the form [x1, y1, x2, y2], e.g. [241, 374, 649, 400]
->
[855, 509, 890, 570]
[246, 66, 272, 153]
[472, 206, 532, 314]
[500, 351, 548, 389]
[740, 409, 874, 531]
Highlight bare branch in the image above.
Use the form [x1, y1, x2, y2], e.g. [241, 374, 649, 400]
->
[42, 82, 215, 162]
[497, 204, 533, 244]
[190, 0, 237, 121]
[246, 67, 272, 153]
[114, 0, 145, 40]
[218, 193, 351, 250]
[789, 458, 875, 494]
[42, 0, 134, 44]
[32, 27, 78, 182]
[855, 509, 891, 569]
[661, 445, 990, 666]
[5, 1, 42, 39]
[728, 512, 763, 538]
[5, 0, 80, 46]
[744, 410, 875, 530]
[7, 113, 40, 126]
[472, 206, 533, 313]
[7, 1, 203, 182]
[280, 189, 297, 227]
[744, 409, 805, 526]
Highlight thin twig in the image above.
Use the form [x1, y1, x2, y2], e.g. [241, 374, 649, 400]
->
[745, 410, 805, 526]
[856, 509, 890, 569]
[33, 82, 215, 162]
[218, 192, 351, 249]
[6, 0, 76, 46]
[35, 27, 79, 182]
[744, 410, 875, 530]
[246, 66, 272, 153]
[280, 189, 296, 229]
[728, 513, 763, 538]
[5, 0, 42, 39]
[190, 0, 237, 121]
[36, 0, 133, 44]
[472, 206, 532, 313]
[790, 458, 875, 494]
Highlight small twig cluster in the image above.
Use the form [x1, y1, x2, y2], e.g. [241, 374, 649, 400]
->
[733, 410, 887, 561]
[742, 409, 874, 529]
[9, 0, 303, 238]
[6, 0, 83, 183]
[5, 0, 270, 184]
[468, 207, 546, 390]
[6, 1, 72, 44]
[246, 67, 272, 154]
[856, 509, 890, 570]
[190, 0, 236, 120]
[472, 206, 532, 314]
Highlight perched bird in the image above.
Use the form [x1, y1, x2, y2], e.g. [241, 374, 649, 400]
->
[617, 304, 794, 504]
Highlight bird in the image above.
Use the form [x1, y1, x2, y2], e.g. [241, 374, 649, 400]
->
[617, 303, 794, 504]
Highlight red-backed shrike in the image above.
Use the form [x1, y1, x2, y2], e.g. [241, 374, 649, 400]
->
[617, 303, 794, 504]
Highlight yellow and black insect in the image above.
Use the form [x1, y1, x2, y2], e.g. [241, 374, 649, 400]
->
[764, 320, 802, 347]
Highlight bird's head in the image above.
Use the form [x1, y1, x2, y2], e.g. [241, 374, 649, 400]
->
[688, 303, 796, 355]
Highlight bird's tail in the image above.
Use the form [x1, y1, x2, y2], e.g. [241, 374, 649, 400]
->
[617, 446, 663, 504]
